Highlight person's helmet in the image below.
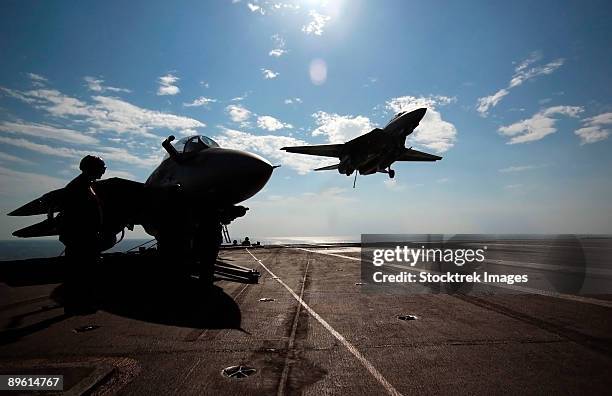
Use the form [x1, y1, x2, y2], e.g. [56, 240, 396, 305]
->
[79, 155, 106, 176]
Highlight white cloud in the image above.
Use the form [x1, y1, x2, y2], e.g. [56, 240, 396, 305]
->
[178, 128, 199, 137]
[27, 73, 47, 82]
[0, 151, 35, 165]
[0, 135, 160, 168]
[183, 96, 217, 107]
[302, 10, 331, 35]
[513, 51, 542, 72]
[27, 73, 48, 87]
[99, 146, 162, 168]
[575, 127, 610, 145]
[157, 73, 180, 96]
[1, 86, 205, 138]
[240, 1, 300, 14]
[476, 53, 564, 116]
[269, 34, 287, 57]
[102, 169, 137, 180]
[498, 106, 583, 144]
[199, 81, 210, 88]
[575, 112, 612, 145]
[509, 58, 564, 88]
[0, 121, 99, 145]
[270, 2, 300, 11]
[476, 89, 509, 116]
[84, 76, 131, 93]
[0, 87, 39, 104]
[284, 97, 302, 105]
[213, 128, 333, 174]
[247, 3, 263, 13]
[385, 95, 457, 153]
[261, 68, 279, 79]
[269, 49, 287, 57]
[90, 95, 204, 136]
[580, 112, 612, 125]
[386, 95, 456, 111]
[257, 115, 293, 131]
[0, 136, 80, 159]
[230, 92, 249, 102]
[90, 96, 206, 134]
[311, 112, 373, 143]
[225, 104, 251, 122]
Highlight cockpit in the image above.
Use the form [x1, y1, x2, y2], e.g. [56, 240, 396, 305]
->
[163, 135, 220, 160]
[174, 135, 220, 153]
[384, 111, 407, 128]
[393, 111, 407, 120]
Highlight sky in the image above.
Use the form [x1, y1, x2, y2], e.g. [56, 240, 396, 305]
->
[0, 0, 611, 240]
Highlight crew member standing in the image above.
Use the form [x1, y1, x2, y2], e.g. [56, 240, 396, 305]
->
[59, 155, 106, 314]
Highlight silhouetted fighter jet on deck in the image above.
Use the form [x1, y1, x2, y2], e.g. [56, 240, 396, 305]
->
[281, 108, 441, 183]
[8, 135, 275, 285]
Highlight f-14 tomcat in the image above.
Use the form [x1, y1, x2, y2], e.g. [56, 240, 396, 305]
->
[8, 135, 275, 281]
[281, 108, 441, 182]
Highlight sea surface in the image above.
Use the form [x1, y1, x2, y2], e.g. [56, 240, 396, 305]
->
[0, 236, 360, 261]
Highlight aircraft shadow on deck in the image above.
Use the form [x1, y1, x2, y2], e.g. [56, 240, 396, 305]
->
[0, 254, 243, 345]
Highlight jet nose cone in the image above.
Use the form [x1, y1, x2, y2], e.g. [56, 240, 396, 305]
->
[239, 151, 274, 180]
[413, 108, 427, 120]
[220, 149, 274, 203]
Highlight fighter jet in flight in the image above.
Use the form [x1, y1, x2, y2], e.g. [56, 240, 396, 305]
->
[8, 135, 275, 281]
[281, 108, 441, 184]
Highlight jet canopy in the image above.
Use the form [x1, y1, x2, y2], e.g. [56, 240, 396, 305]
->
[164, 135, 220, 159]
[178, 135, 219, 152]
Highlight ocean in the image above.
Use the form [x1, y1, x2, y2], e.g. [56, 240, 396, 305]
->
[0, 236, 360, 261]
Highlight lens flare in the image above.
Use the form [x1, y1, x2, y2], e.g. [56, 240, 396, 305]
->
[309, 59, 327, 85]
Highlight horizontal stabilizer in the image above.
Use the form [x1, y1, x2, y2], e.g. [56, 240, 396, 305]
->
[13, 217, 60, 238]
[8, 188, 66, 216]
[397, 148, 442, 162]
[8, 177, 145, 217]
[314, 163, 340, 171]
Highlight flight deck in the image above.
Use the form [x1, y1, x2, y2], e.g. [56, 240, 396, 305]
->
[0, 239, 611, 395]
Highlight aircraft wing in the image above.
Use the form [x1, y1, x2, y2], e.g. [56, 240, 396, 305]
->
[397, 148, 442, 162]
[314, 163, 340, 171]
[280, 144, 343, 158]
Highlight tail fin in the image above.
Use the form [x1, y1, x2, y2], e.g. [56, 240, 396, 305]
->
[314, 163, 340, 171]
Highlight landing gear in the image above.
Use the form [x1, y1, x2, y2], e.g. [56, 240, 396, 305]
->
[193, 221, 222, 289]
[388, 168, 395, 179]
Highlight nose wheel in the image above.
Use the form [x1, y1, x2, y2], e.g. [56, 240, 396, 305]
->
[388, 168, 395, 179]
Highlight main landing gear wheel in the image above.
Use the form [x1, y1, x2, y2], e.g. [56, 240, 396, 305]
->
[194, 221, 222, 290]
[388, 169, 395, 179]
